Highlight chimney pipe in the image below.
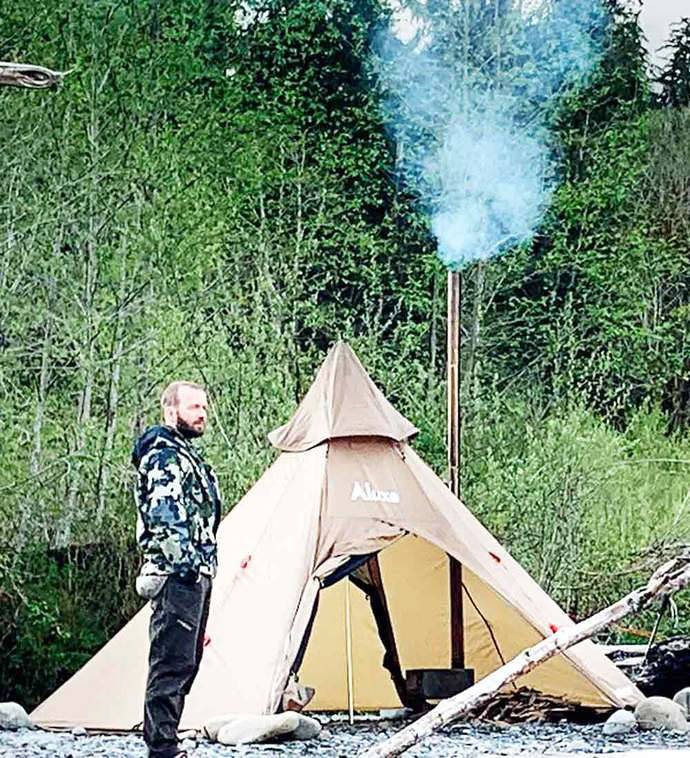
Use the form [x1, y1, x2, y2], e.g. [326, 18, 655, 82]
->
[447, 270, 464, 669]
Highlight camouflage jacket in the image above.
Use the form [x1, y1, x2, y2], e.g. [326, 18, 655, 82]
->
[132, 425, 221, 578]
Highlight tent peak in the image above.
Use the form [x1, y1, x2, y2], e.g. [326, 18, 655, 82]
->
[268, 342, 419, 452]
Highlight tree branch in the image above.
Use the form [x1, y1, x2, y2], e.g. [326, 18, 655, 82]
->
[0, 62, 70, 89]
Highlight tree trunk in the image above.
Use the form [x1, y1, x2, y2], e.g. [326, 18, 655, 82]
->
[96, 331, 122, 526]
[61, 94, 101, 546]
[13, 327, 51, 561]
[358, 553, 690, 758]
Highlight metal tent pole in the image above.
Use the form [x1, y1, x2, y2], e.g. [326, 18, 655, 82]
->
[345, 580, 355, 724]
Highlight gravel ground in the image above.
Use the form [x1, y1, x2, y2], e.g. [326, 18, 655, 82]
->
[2, 718, 690, 758]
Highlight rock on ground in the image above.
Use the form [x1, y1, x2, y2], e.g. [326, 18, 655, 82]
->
[603, 710, 636, 736]
[214, 712, 320, 745]
[672, 688, 690, 718]
[0, 703, 33, 731]
[635, 697, 689, 732]
[631, 637, 690, 699]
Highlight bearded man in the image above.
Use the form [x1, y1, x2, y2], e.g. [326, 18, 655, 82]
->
[132, 381, 221, 758]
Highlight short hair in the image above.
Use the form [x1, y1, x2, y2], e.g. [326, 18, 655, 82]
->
[160, 381, 206, 412]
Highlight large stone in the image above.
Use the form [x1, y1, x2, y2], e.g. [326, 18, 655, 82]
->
[602, 709, 636, 736]
[206, 712, 322, 745]
[631, 637, 690, 699]
[203, 714, 238, 741]
[380, 707, 413, 720]
[216, 713, 299, 745]
[634, 696, 690, 732]
[0, 702, 33, 730]
[673, 687, 690, 718]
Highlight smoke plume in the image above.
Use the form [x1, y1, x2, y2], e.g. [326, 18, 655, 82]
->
[375, 0, 608, 267]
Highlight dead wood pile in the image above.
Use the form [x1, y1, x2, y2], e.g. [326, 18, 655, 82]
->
[466, 687, 603, 725]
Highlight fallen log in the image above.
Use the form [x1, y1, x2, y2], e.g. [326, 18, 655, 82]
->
[359, 552, 690, 758]
[0, 62, 69, 88]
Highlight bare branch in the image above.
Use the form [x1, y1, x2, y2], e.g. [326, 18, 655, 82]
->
[0, 62, 70, 89]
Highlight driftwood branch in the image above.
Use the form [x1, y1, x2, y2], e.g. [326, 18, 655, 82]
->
[359, 553, 690, 758]
[0, 62, 69, 89]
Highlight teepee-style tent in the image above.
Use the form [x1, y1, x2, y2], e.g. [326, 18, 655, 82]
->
[32, 342, 641, 730]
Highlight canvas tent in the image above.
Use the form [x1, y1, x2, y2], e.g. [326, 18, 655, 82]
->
[32, 342, 642, 730]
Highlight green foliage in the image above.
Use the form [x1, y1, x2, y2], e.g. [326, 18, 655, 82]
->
[463, 393, 690, 637]
[474, 107, 690, 427]
[0, 0, 441, 704]
[2, 0, 690, 709]
[554, 0, 650, 132]
[0, 545, 141, 707]
[657, 17, 690, 108]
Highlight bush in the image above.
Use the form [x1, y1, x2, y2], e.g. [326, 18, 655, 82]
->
[462, 393, 690, 637]
[0, 544, 141, 708]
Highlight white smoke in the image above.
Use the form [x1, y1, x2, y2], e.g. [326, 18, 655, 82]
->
[378, 0, 608, 266]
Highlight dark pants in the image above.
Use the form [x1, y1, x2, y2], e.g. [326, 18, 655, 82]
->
[144, 574, 212, 758]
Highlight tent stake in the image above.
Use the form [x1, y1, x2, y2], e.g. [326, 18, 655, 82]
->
[358, 552, 690, 758]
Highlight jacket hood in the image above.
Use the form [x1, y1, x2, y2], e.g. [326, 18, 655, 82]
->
[131, 425, 186, 467]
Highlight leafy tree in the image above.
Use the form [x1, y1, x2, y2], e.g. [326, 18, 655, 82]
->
[0, 0, 443, 705]
[461, 0, 660, 426]
[657, 17, 690, 108]
[2, 0, 690, 710]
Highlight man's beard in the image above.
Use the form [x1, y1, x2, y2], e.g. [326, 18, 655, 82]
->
[176, 415, 204, 439]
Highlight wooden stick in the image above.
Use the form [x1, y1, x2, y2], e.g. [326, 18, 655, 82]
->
[0, 62, 69, 89]
[359, 554, 690, 758]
